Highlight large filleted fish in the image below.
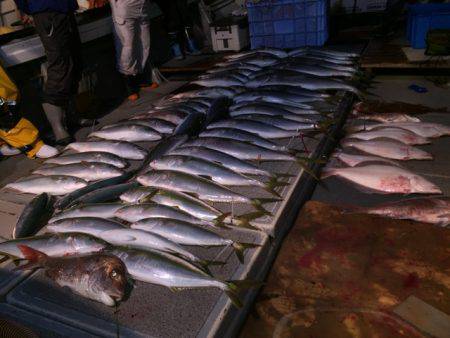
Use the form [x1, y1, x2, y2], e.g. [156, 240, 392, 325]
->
[322, 164, 441, 194]
[341, 138, 432, 160]
[345, 197, 450, 226]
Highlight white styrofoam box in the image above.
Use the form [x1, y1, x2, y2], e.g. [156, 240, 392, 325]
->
[210, 17, 249, 52]
[331, 0, 388, 13]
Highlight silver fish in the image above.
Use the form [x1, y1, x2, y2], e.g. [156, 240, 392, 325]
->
[149, 155, 268, 188]
[182, 137, 296, 161]
[137, 110, 187, 125]
[107, 247, 244, 307]
[45, 152, 128, 168]
[284, 56, 358, 72]
[246, 74, 360, 95]
[199, 128, 286, 151]
[207, 63, 262, 73]
[66, 141, 148, 160]
[347, 127, 430, 145]
[341, 138, 433, 160]
[33, 162, 125, 182]
[169, 146, 274, 177]
[49, 203, 126, 223]
[89, 124, 162, 142]
[207, 120, 300, 139]
[198, 72, 249, 83]
[191, 77, 243, 87]
[106, 119, 176, 134]
[257, 85, 331, 98]
[121, 188, 226, 223]
[235, 115, 317, 131]
[234, 90, 322, 105]
[14, 193, 52, 239]
[225, 48, 288, 59]
[230, 105, 322, 122]
[322, 164, 441, 194]
[46, 217, 125, 237]
[229, 101, 317, 115]
[290, 53, 355, 66]
[114, 202, 213, 225]
[169, 87, 239, 99]
[217, 54, 280, 67]
[274, 63, 353, 77]
[348, 197, 450, 226]
[0, 233, 106, 258]
[6, 175, 88, 196]
[131, 218, 256, 262]
[99, 229, 204, 264]
[136, 170, 255, 204]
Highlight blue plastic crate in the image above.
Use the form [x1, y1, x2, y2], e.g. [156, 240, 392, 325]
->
[407, 3, 450, 49]
[246, 0, 328, 49]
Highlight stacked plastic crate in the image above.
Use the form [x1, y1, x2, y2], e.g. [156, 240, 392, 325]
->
[246, 0, 328, 49]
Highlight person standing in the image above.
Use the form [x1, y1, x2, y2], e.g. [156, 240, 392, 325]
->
[14, 0, 82, 145]
[109, 0, 157, 101]
[154, 0, 201, 60]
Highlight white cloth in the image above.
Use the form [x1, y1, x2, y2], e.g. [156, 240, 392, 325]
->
[110, 0, 151, 76]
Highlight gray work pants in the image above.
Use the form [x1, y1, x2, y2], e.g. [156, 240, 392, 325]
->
[110, 0, 151, 76]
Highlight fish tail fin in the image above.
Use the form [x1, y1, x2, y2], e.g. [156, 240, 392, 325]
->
[264, 177, 289, 197]
[213, 213, 232, 229]
[198, 259, 226, 275]
[252, 199, 279, 216]
[232, 242, 260, 263]
[232, 211, 265, 230]
[295, 157, 319, 180]
[15, 245, 47, 270]
[225, 279, 264, 308]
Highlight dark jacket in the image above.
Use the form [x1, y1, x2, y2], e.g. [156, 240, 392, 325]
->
[14, 0, 78, 15]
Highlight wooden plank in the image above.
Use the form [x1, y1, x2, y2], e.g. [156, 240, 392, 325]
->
[394, 296, 450, 338]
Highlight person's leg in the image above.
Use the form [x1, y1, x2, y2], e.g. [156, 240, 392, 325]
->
[33, 12, 75, 145]
[112, 16, 140, 100]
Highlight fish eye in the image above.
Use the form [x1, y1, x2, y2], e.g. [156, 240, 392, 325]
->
[110, 270, 119, 279]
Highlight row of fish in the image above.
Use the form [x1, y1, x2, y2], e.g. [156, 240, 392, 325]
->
[323, 98, 450, 226]
[1, 47, 363, 308]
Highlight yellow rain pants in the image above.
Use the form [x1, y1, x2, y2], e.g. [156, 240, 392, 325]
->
[0, 64, 43, 158]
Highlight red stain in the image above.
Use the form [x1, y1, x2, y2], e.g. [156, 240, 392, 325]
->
[403, 273, 420, 289]
[298, 226, 368, 269]
[379, 175, 411, 193]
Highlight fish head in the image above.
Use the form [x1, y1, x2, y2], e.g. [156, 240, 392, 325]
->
[70, 234, 107, 254]
[87, 254, 128, 306]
